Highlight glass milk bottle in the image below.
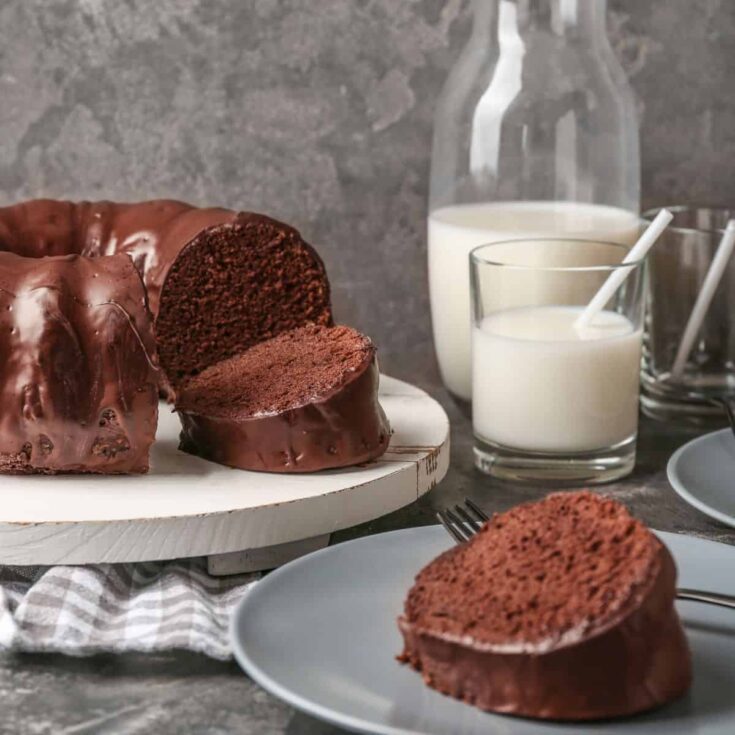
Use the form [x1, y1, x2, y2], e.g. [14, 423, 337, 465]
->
[428, 0, 640, 403]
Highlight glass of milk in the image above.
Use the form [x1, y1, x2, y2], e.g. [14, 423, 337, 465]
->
[470, 239, 646, 485]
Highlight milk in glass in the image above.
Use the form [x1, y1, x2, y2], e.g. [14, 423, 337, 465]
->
[472, 306, 642, 453]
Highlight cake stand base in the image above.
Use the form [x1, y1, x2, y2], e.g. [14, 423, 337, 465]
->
[0, 375, 449, 567]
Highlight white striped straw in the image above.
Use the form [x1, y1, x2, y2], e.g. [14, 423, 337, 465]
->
[671, 220, 735, 380]
[575, 209, 673, 330]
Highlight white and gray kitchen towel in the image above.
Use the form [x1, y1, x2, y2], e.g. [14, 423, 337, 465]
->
[0, 561, 257, 659]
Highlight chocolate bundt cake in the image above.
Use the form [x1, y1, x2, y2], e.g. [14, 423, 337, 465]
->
[0, 198, 338, 473]
[0, 252, 158, 474]
[398, 491, 692, 720]
[175, 325, 390, 472]
[156, 212, 332, 390]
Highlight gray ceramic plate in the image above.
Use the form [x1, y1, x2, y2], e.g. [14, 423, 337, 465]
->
[668, 429, 735, 528]
[230, 526, 735, 734]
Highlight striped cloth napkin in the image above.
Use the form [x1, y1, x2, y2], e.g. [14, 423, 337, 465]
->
[0, 561, 257, 659]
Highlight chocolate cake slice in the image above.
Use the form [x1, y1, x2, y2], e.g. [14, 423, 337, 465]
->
[398, 491, 692, 720]
[175, 324, 390, 472]
[156, 212, 332, 391]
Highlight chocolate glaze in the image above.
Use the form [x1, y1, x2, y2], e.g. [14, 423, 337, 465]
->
[0, 199, 236, 317]
[398, 539, 692, 721]
[0, 199, 243, 397]
[177, 353, 390, 473]
[0, 252, 159, 474]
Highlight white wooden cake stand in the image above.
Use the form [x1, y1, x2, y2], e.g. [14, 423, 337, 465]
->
[0, 375, 449, 573]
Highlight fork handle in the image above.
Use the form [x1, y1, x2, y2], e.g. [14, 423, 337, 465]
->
[677, 588, 735, 610]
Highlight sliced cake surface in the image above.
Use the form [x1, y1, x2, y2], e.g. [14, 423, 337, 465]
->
[398, 491, 692, 720]
[176, 324, 390, 472]
[156, 212, 332, 390]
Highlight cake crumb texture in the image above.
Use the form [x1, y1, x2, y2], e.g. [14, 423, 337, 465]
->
[177, 324, 373, 418]
[157, 213, 332, 386]
[404, 491, 661, 646]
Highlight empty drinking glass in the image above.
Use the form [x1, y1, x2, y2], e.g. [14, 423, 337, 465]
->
[642, 206, 735, 425]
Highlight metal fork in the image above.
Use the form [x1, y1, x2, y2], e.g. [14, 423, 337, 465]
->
[437, 499, 735, 611]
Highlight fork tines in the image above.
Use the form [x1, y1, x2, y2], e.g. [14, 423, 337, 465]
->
[436, 498, 489, 545]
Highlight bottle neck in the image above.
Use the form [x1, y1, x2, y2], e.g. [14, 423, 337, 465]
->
[473, 0, 608, 44]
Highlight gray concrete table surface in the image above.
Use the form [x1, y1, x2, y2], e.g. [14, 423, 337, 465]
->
[2, 363, 733, 735]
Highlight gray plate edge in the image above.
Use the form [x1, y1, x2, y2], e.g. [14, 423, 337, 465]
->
[667, 429, 735, 529]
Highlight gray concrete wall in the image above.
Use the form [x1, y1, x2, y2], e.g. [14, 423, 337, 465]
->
[1, 0, 733, 379]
